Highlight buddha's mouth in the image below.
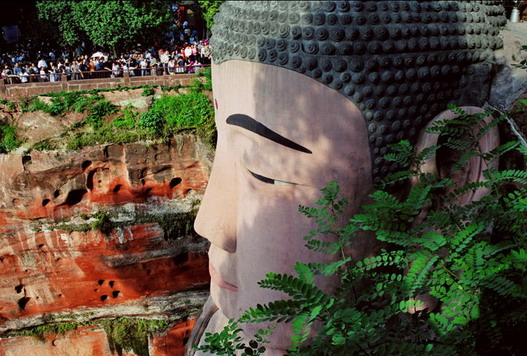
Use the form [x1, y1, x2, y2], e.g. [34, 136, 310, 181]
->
[209, 263, 238, 292]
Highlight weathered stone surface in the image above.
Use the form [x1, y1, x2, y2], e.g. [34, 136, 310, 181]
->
[0, 326, 113, 356]
[0, 320, 197, 356]
[101, 89, 153, 112]
[490, 23, 527, 111]
[12, 111, 84, 146]
[0, 135, 212, 355]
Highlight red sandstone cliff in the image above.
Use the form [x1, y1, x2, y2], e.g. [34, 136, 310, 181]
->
[0, 135, 212, 355]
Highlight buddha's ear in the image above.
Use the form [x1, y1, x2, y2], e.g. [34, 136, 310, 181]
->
[413, 107, 500, 205]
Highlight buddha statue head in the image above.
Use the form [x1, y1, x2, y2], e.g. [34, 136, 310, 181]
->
[193, 1, 505, 352]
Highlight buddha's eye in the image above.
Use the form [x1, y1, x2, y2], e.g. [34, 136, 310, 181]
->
[248, 170, 296, 186]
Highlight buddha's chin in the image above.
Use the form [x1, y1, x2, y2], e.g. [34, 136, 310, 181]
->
[210, 280, 240, 319]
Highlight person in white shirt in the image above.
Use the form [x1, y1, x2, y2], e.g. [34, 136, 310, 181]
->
[20, 70, 29, 83]
[37, 58, 47, 69]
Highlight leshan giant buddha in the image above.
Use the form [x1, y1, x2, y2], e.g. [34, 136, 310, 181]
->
[188, 1, 506, 354]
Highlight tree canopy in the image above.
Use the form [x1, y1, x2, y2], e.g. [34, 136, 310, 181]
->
[36, 0, 173, 53]
[197, 0, 224, 29]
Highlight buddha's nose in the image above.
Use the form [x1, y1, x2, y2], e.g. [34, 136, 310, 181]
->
[194, 150, 238, 253]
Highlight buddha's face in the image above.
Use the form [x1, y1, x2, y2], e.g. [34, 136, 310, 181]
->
[194, 60, 373, 348]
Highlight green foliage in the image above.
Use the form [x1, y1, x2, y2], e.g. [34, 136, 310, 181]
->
[85, 100, 118, 129]
[48, 211, 115, 235]
[200, 107, 527, 355]
[197, 1, 225, 29]
[22, 86, 215, 151]
[136, 211, 198, 241]
[0, 124, 21, 153]
[5, 317, 169, 356]
[192, 67, 213, 92]
[7, 321, 85, 341]
[141, 87, 155, 97]
[138, 111, 164, 133]
[27, 92, 108, 118]
[99, 317, 168, 356]
[90, 211, 114, 235]
[197, 320, 271, 356]
[36, 0, 173, 52]
[151, 92, 212, 128]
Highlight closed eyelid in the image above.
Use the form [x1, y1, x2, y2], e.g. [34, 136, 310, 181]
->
[248, 170, 296, 186]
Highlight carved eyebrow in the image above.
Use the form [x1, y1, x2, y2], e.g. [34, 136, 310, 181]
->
[226, 114, 312, 154]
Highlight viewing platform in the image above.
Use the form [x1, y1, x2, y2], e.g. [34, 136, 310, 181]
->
[0, 67, 207, 100]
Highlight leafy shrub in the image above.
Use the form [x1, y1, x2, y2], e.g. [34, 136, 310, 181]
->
[151, 92, 213, 129]
[28, 98, 51, 113]
[0, 124, 21, 153]
[85, 100, 118, 129]
[112, 108, 138, 129]
[141, 87, 155, 96]
[138, 111, 164, 133]
[199, 107, 527, 355]
[195, 66, 213, 91]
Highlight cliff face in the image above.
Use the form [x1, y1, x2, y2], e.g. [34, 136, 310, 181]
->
[0, 135, 212, 355]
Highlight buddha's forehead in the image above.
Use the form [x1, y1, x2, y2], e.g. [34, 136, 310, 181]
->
[211, 1, 505, 182]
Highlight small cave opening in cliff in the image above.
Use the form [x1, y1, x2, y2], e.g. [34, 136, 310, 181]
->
[109, 280, 115, 288]
[22, 155, 31, 165]
[100, 295, 108, 301]
[87, 171, 96, 190]
[112, 185, 122, 193]
[53, 190, 61, 198]
[42, 199, 50, 207]
[14, 284, 23, 293]
[62, 189, 88, 206]
[169, 177, 182, 188]
[98, 279, 105, 286]
[18, 297, 31, 310]
[112, 290, 120, 298]
[142, 187, 153, 197]
[82, 160, 92, 171]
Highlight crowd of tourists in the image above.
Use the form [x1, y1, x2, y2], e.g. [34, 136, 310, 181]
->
[0, 19, 211, 85]
[1, 41, 211, 84]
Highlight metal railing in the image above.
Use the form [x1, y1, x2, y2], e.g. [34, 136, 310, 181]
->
[1, 64, 210, 85]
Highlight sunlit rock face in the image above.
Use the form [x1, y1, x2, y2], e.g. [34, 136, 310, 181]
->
[0, 135, 212, 355]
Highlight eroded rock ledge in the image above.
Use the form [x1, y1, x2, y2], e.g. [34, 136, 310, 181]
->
[0, 135, 212, 355]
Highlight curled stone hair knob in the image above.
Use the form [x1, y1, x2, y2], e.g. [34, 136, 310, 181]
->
[327, 13, 338, 25]
[211, 0, 506, 180]
[330, 27, 345, 42]
[303, 42, 319, 54]
[314, 13, 326, 26]
[316, 28, 329, 41]
[344, 84, 355, 96]
[277, 39, 287, 51]
[321, 43, 336, 55]
[380, 13, 392, 24]
[350, 59, 364, 72]
[258, 49, 267, 61]
[278, 52, 288, 65]
[334, 59, 347, 72]
[321, 58, 332, 72]
[290, 56, 302, 68]
[302, 26, 315, 40]
[290, 41, 301, 53]
[345, 27, 360, 40]
[301, 13, 313, 25]
[305, 57, 317, 70]
[291, 26, 302, 39]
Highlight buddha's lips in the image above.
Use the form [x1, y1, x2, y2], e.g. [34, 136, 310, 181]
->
[209, 263, 238, 292]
